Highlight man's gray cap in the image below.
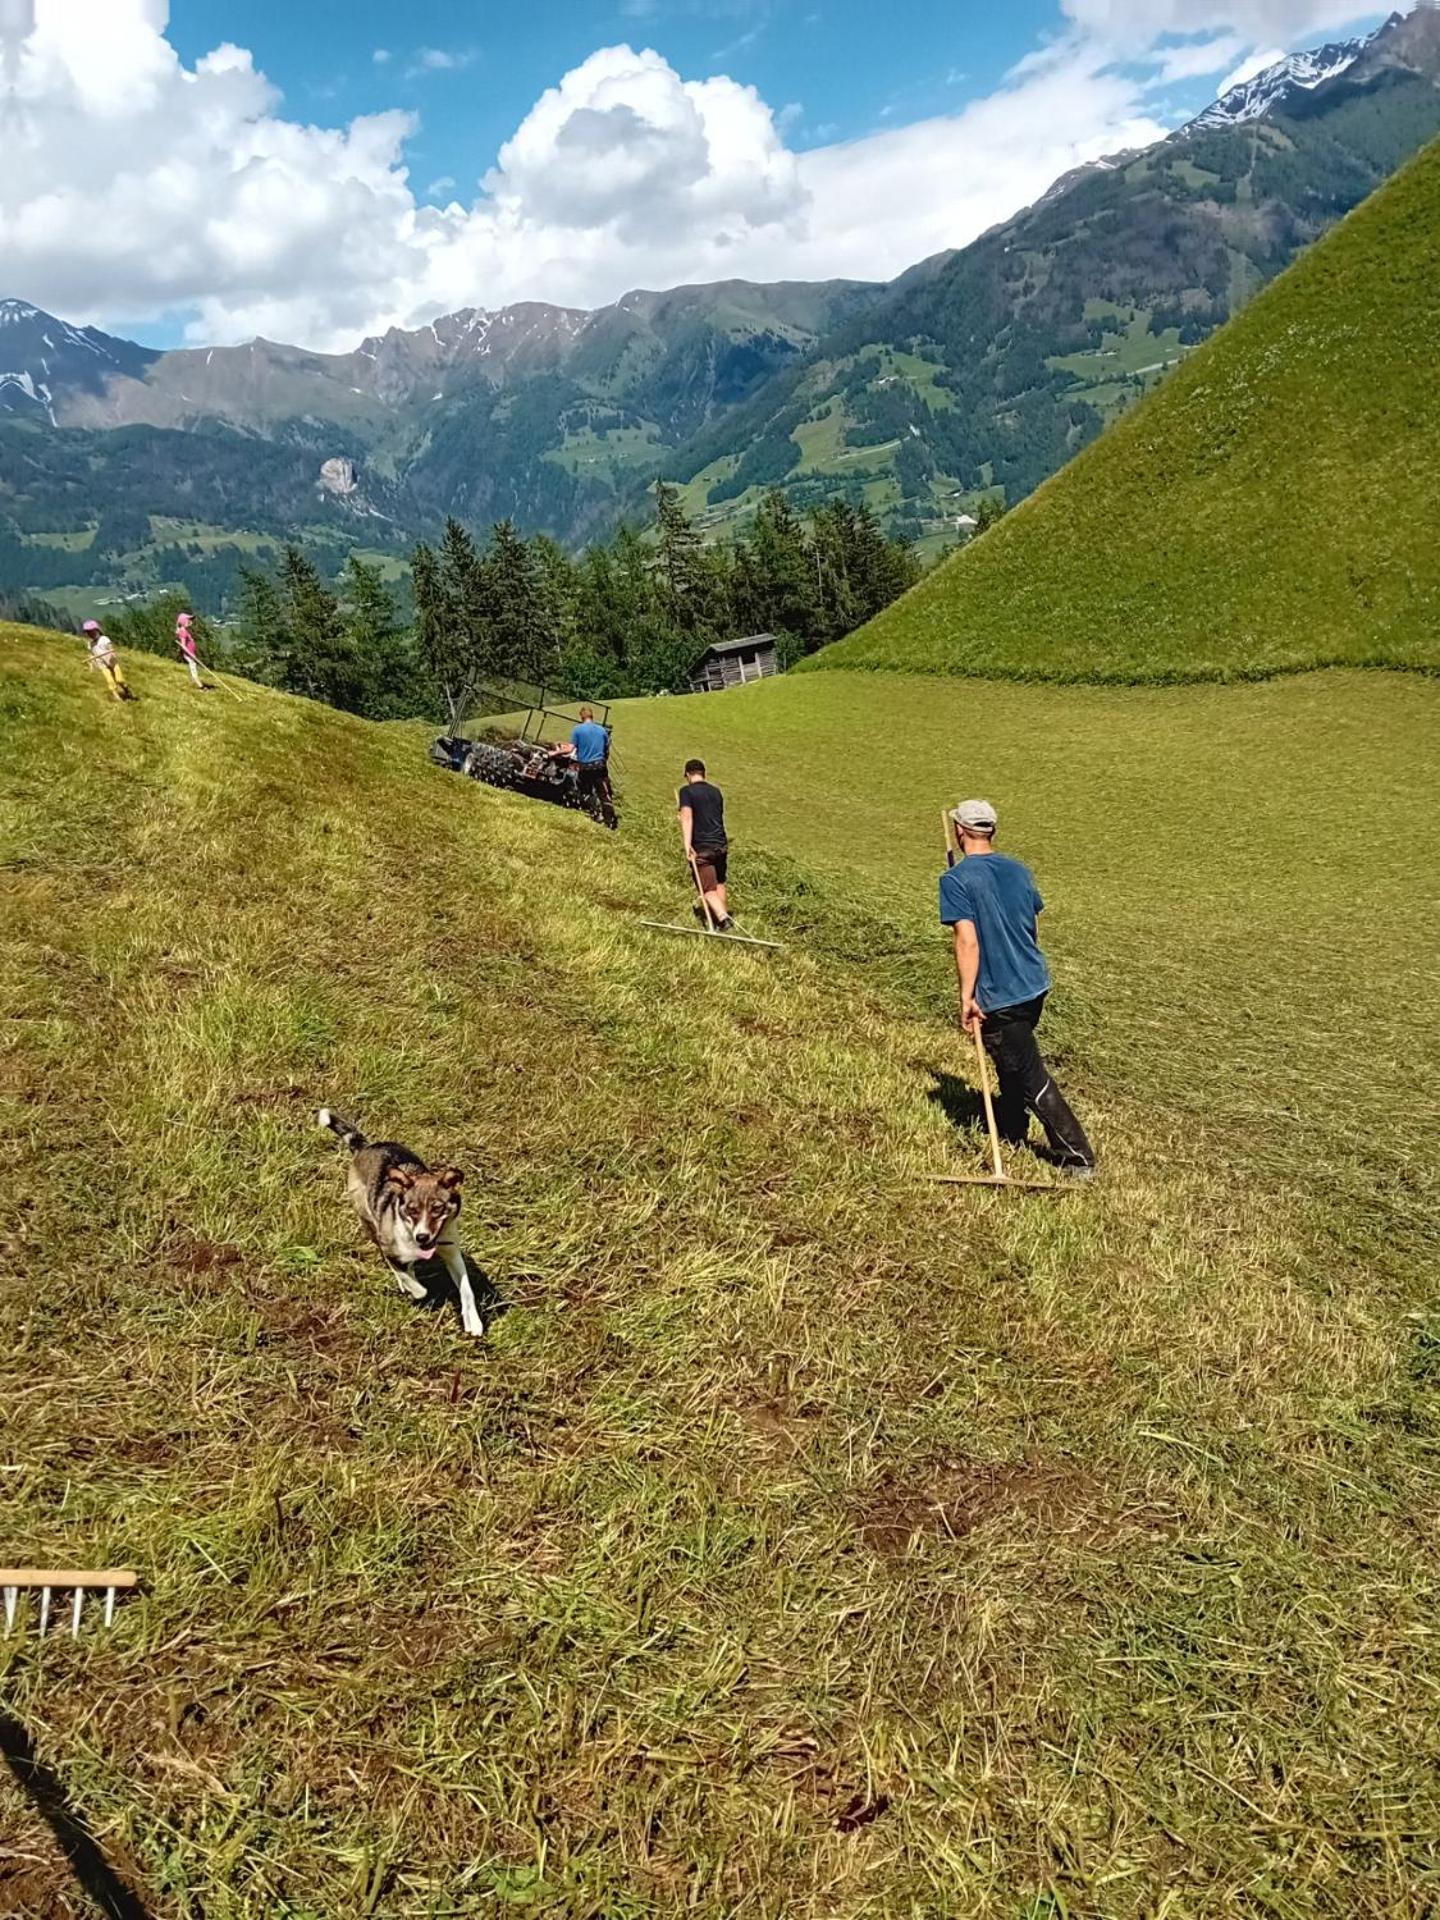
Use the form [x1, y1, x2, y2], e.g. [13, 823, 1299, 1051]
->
[952, 798, 998, 833]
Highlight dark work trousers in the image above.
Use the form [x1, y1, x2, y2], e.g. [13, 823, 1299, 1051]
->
[981, 994, 1095, 1169]
[577, 761, 618, 829]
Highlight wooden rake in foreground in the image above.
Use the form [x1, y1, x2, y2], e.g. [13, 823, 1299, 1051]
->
[932, 809, 1076, 1196]
[2, 1570, 138, 1639]
[640, 850, 783, 951]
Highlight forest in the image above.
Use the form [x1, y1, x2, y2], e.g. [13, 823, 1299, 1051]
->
[93, 484, 921, 721]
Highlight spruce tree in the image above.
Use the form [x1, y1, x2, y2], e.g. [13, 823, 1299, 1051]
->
[532, 534, 581, 687]
[277, 545, 365, 711]
[342, 556, 415, 718]
[484, 519, 551, 688]
[414, 536, 486, 731]
[234, 565, 292, 686]
[652, 482, 710, 635]
[740, 490, 816, 645]
[439, 517, 493, 662]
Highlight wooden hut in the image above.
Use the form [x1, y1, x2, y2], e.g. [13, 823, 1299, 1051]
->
[687, 634, 781, 694]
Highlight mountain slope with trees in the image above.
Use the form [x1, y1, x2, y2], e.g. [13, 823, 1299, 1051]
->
[661, 6, 1440, 544]
[808, 131, 1440, 682]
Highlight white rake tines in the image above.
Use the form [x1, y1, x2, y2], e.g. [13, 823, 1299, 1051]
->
[1, 1569, 137, 1638]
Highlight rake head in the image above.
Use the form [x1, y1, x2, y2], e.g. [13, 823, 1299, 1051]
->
[1, 1570, 137, 1639]
[639, 920, 783, 950]
[931, 1173, 1079, 1194]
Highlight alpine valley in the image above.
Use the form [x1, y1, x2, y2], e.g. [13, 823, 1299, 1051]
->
[3, 6, 1438, 616]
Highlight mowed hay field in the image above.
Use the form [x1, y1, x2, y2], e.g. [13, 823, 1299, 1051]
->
[613, 668, 1440, 1248]
[2, 625, 1440, 1916]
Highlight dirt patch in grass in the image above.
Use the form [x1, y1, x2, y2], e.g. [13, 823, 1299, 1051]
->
[856, 1454, 1109, 1557]
[0, 1799, 154, 1920]
[0, 1858, 70, 1920]
[732, 1395, 821, 1458]
[67, 1428, 186, 1469]
[165, 1232, 243, 1277]
[233, 1083, 312, 1109]
[249, 1296, 356, 1355]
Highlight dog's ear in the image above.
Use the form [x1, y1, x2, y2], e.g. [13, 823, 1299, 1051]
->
[436, 1166, 464, 1190]
[385, 1164, 418, 1191]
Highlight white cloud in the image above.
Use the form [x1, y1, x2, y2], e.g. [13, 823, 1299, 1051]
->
[405, 46, 477, 78]
[1148, 32, 1249, 82]
[372, 47, 391, 66]
[1061, 0, 1376, 43]
[0, 0, 1309, 352]
[1218, 44, 1287, 91]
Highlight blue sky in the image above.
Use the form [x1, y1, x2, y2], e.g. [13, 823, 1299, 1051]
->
[167, 0, 1069, 202]
[166, 3, 1065, 156]
[8, 0, 1389, 349]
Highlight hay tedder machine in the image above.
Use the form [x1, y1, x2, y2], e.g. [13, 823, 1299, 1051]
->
[429, 688, 616, 825]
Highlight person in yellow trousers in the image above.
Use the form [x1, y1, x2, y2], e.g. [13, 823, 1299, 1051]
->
[83, 620, 134, 701]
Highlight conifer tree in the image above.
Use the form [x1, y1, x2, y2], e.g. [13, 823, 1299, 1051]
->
[413, 535, 485, 731]
[652, 482, 710, 635]
[275, 545, 365, 711]
[484, 518, 551, 686]
[738, 490, 817, 644]
[438, 517, 492, 661]
[342, 556, 415, 718]
[233, 564, 292, 686]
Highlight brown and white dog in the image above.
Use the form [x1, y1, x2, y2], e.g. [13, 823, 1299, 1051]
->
[318, 1109, 484, 1337]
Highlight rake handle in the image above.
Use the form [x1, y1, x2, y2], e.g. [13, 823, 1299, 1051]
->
[942, 808, 1006, 1183]
[970, 1021, 1006, 1182]
[0, 1570, 138, 1588]
[688, 850, 718, 933]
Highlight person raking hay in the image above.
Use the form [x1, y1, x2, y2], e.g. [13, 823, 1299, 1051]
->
[939, 798, 1096, 1178]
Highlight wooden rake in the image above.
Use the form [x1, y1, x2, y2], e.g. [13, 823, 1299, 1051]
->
[639, 850, 783, 951]
[932, 808, 1074, 1195]
[2, 1570, 138, 1639]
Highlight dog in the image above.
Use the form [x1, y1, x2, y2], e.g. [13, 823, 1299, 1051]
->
[318, 1109, 484, 1337]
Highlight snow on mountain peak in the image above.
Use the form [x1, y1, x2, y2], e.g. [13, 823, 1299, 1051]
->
[1191, 33, 1372, 131]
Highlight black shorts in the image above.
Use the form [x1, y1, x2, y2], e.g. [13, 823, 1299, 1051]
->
[693, 845, 728, 889]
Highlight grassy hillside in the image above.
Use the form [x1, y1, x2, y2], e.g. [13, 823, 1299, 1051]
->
[5, 627, 1440, 1915]
[808, 137, 1440, 683]
[659, 14, 1440, 552]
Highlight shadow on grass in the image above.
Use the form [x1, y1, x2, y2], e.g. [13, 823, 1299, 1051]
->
[922, 1065, 987, 1139]
[413, 1259, 509, 1325]
[0, 1707, 153, 1920]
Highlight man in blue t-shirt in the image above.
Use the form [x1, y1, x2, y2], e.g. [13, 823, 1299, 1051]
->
[939, 798, 1095, 1174]
[551, 706, 617, 829]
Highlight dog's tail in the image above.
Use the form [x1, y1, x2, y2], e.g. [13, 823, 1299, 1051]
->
[318, 1107, 368, 1151]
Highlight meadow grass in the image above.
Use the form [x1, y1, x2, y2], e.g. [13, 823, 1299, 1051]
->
[3, 627, 1440, 1916]
[808, 138, 1440, 683]
[611, 667, 1440, 1251]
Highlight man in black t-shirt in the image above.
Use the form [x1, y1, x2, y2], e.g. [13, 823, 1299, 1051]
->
[677, 759, 734, 931]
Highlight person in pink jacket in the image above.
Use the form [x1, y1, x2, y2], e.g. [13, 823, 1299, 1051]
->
[175, 611, 208, 689]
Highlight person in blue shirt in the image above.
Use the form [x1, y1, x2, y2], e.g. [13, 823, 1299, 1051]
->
[551, 706, 617, 829]
[939, 798, 1095, 1175]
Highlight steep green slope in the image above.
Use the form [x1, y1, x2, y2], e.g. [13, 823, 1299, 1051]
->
[809, 134, 1440, 681]
[5, 625, 1440, 1913]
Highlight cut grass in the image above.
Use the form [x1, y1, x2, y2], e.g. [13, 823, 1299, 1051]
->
[610, 667, 1440, 1250]
[811, 136, 1440, 683]
[4, 626, 1440, 1915]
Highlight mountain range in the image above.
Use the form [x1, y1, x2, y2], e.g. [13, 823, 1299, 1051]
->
[3, 5, 1438, 616]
